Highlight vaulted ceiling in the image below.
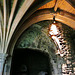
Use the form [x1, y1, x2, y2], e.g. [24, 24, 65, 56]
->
[0, 0, 75, 55]
[0, 1, 75, 75]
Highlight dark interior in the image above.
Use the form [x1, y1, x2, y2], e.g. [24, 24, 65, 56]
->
[10, 48, 51, 75]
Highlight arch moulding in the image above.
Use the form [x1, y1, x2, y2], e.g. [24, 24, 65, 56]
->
[8, 11, 75, 56]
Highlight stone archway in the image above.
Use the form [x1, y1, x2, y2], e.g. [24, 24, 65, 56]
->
[9, 21, 59, 75]
[4, 12, 75, 75]
[10, 20, 75, 75]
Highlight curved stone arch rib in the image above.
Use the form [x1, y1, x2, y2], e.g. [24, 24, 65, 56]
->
[0, 9, 3, 51]
[5, 0, 35, 53]
[6, 0, 18, 42]
[8, 12, 75, 55]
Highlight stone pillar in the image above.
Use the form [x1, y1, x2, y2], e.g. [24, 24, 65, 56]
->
[0, 53, 7, 75]
[3, 55, 12, 75]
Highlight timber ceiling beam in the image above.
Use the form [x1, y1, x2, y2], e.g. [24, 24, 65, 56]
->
[38, 0, 56, 10]
[54, 0, 75, 15]
[38, 0, 75, 15]
[24, 13, 75, 30]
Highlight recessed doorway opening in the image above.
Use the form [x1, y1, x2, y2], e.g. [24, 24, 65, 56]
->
[10, 48, 51, 75]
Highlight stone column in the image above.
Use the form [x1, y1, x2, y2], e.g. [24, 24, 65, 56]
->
[0, 53, 7, 75]
[3, 55, 12, 75]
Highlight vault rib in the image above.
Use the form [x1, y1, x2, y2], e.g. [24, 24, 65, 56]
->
[6, 0, 18, 42]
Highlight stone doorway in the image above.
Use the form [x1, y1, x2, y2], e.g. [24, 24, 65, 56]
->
[10, 48, 51, 75]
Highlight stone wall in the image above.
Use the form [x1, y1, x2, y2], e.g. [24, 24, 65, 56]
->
[14, 20, 75, 75]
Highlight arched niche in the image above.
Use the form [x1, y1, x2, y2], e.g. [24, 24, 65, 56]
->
[9, 20, 57, 75]
[9, 20, 60, 75]
[10, 48, 51, 75]
[10, 19, 75, 75]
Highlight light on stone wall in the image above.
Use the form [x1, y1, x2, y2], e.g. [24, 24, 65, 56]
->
[48, 16, 68, 57]
[48, 16, 75, 75]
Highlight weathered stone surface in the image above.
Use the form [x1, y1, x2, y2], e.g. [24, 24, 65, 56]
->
[15, 21, 75, 75]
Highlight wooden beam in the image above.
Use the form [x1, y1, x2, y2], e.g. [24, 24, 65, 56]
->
[54, 0, 75, 15]
[59, 0, 75, 14]
[54, 0, 60, 11]
[38, 0, 75, 15]
[38, 0, 56, 10]
[26, 14, 75, 29]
